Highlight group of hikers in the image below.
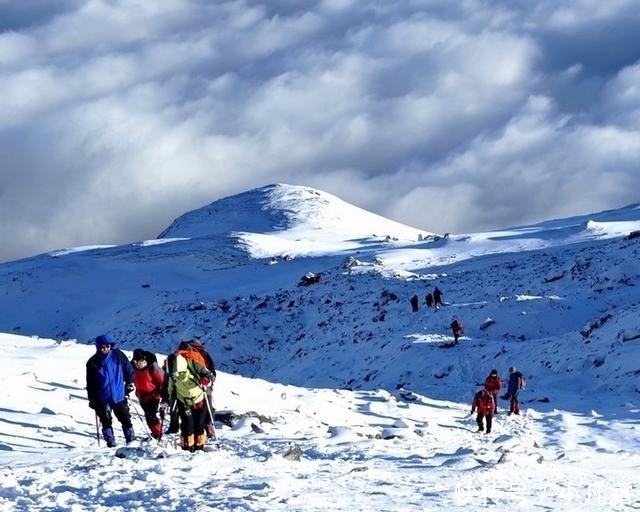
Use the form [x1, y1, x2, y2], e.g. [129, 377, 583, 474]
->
[86, 333, 217, 451]
[85, 330, 526, 448]
[410, 288, 528, 432]
[410, 286, 444, 313]
[410, 287, 464, 343]
[470, 366, 526, 434]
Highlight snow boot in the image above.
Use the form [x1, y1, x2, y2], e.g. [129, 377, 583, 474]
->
[123, 426, 135, 444]
[102, 427, 116, 447]
[195, 433, 206, 450]
[180, 434, 195, 452]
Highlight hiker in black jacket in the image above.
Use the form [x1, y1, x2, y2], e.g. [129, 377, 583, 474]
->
[433, 287, 443, 308]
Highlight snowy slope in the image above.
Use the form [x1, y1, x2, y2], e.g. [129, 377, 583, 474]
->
[0, 185, 638, 403]
[2, 333, 640, 511]
[1, 184, 640, 510]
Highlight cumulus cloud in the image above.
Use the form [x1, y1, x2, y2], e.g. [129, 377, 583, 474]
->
[0, 0, 639, 262]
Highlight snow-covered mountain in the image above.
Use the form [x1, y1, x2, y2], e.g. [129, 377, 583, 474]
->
[1, 183, 639, 400]
[159, 183, 429, 245]
[2, 183, 640, 510]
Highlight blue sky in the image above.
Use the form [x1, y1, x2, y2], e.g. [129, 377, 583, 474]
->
[1, 0, 639, 263]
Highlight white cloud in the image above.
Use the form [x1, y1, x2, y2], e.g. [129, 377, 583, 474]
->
[0, 0, 639, 262]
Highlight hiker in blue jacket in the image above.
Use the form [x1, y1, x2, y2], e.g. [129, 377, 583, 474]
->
[86, 333, 136, 447]
[504, 366, 524, 415]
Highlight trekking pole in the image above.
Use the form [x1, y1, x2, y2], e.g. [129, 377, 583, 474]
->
[94, 412, 101, 447]
[202, 387, 219, 446]
[128, 397, 154, 441]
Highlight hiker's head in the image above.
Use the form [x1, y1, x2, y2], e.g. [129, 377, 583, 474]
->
[132, 348, 148, 369]
[167, 354, 189, 377]
[95, 333, 115, 352]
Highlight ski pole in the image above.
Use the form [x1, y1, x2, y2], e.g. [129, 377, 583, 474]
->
[202, 387, 219, 445]
[94, 412, 101, 447]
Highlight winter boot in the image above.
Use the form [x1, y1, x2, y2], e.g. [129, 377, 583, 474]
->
[180, 434, 195, 452]
[102, 427, 116, 448]
[123, 426, 135, 444]
[195, 432, 206, 450]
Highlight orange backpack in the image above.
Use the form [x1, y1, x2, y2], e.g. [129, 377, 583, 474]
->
[176, 347, 208, 369]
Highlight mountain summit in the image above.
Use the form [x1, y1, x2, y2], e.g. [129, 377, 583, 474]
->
[158, 184, 430, 257]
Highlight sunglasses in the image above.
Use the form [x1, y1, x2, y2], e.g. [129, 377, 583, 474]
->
[100, 344, 112, 351]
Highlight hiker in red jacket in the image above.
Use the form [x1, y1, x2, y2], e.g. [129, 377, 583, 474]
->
[471, 388, 495, 434]
[131, 348, 166, 440]
[484, 369, 502, 413]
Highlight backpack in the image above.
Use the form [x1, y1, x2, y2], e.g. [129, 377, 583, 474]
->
[176, 347, 207, 368]
[474, 389, 494, 408]
[176, 340, 214, 370]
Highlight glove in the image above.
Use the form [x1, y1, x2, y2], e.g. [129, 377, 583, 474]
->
[200, 376, 211, 387]
[125, 383, 135, 395]
[88, 401, 96, 410]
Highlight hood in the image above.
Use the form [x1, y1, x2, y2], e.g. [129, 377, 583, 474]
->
[94, 333, 116, 350]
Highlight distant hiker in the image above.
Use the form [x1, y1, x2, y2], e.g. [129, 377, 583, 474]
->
[471, 388, 495, 434]
[131, 348, 166, 440]
[176, 338, 217, 438]
[425, 293, 434, 308]
[86, 333, 136, 447]
[484, 369, 502, 413]
[162, 353, 215, 452]
[502, 366, 526, 415]
[450, 317, 463, 343]
[410, 294, 419, 312]
[433, 287, 444, 308]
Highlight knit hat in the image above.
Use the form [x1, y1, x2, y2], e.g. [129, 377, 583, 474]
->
[490, 369, 498, 376]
